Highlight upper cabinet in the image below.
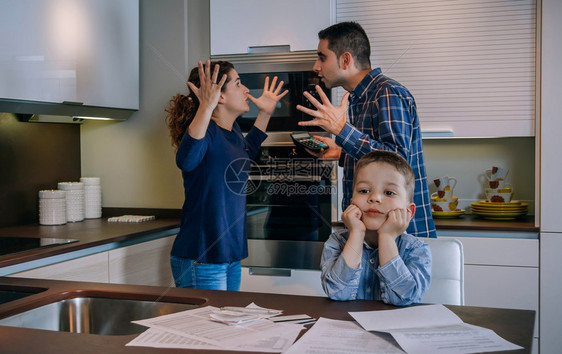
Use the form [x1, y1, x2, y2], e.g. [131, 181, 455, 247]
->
[210, 0, 332, 56]
[0, 0, 139, 118]
[335, 0, 538, 138]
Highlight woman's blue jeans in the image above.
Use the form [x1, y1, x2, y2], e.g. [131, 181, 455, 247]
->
[170, 256, 241, 291]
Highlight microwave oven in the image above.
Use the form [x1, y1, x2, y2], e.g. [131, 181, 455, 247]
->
[237, 70, 331, 133]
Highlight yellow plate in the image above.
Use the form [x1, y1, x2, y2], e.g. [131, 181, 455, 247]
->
[472, 211, 527, 216]
[478, 215, 522, 221]
[472, 201, 528, 208]
[432, 210, 465, 219]
[471, 207, 528, 212]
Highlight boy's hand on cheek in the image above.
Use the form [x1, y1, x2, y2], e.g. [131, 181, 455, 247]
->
[342, 204, 366, 235]
[378, 208, 410, 240]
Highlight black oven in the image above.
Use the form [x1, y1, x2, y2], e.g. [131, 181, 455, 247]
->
[224, 58, 339, 270]
[237, 70, 330, 132]
[244, 146, 338, 270]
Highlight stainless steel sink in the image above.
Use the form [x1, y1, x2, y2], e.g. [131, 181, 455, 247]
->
[0, 285, 46, 305]
[0, 294, 203, 335]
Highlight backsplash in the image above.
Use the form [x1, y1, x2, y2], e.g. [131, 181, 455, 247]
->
[0, 113, 81, 227]
[1, 108, 536, 229]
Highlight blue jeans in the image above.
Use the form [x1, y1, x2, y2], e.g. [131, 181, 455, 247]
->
[170, 256, 241, 291]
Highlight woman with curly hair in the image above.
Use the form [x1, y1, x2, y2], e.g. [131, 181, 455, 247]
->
[165, 60, 287, 290]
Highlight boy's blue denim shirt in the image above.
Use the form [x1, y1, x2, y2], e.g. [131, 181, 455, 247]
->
[321, 229, 432, 306]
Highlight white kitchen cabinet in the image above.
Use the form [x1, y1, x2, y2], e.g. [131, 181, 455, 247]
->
[8, 252, 109, 283]
[540, 1, 562, 353]
[0, 0, 139, 110]
[210, 0, 332, 56]
[335, 0, 537, 138]
[108, 235, 175, 287]
[241, 267, 325, 297]
[440, 236, 539, 352]
[6, 235, 175, 286]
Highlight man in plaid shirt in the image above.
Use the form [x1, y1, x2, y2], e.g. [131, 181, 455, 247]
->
[297, 21, 436, 238]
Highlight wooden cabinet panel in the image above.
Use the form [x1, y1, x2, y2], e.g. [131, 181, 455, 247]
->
[108, 236, 175, 287]
[9, 252, 109, 283]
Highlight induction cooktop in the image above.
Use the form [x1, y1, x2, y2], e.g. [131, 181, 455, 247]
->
[0, 237, 78, 256]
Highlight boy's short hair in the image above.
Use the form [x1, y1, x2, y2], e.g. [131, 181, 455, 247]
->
[318, 21, 371, 70]
[353, 151, 416, 202]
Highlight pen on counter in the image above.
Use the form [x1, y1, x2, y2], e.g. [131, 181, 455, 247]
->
[220, 306, 282, 315]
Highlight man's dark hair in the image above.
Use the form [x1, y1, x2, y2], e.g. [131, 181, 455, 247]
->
[318, 21, 371, 69]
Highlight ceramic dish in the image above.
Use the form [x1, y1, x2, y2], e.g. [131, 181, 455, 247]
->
[473, 214, 526, 221]
[472, 201, 527, 208]
[432, 210, 465, 219]
[471, 205, 528, 210]
[472, 210, 527, 216]
[472, 205, 527, 209]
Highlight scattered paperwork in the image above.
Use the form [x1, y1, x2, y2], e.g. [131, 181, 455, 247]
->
[284, 317, 405, 354]
[127, 302, 522, 354]
[269, 314, 316, 325]
[210, 303, 283, 325]
[126, 304, 303, 352]
[349, 303, 463, 332]
[349, 304, 523, 354]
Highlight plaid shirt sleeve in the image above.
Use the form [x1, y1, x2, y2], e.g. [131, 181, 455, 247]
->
[335, 86, 414, 160]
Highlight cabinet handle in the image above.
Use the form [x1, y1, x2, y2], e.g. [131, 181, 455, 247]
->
[421, 130, 454, 138]
[249, 267, 291, 277]
[248, 45, 290, 54]
[62, 101, 84, 105]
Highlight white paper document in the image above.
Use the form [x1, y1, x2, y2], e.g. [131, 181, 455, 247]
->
[349, 304, 463, 331]
[349, 304, 523, 354]
[127, 325, 302, 352]
[284, 317, 405, 354]
[127, 305, 303, 352]
[388, 323, 523, 354]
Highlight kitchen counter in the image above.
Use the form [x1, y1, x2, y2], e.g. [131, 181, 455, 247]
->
[334, 215, 537, 233]
[0, 212, 537, 272]
[0, 217, 181, 270]
[0, 277, 535, 353]
[432, 215, 537, 232]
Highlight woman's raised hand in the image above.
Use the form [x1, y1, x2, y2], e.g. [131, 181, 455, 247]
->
[186, 60, 227, 112]
[248, 76, 289, 116]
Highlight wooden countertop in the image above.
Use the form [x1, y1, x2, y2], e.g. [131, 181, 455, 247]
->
[334, 215, 538, 233]
[0, 277, 535, 353]
[0, 218, 181, 268]
[432, 215, 537, 232]
[1, 211, 537, 270]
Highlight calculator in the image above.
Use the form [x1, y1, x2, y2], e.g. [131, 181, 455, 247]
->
[290, 132, 329, 153]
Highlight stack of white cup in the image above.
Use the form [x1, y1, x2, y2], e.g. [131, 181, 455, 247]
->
[80, 177, 102, 219]
[39, 190, 67, 225]
[57, 182, 85, 222]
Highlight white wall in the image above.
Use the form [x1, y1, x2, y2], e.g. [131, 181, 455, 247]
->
[80, 0, 189, 208]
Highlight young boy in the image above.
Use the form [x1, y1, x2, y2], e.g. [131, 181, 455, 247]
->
[321, 151, 432, 306]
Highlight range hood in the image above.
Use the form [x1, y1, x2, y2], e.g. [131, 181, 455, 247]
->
[210, 50, 317, 74]
[1, 98, 134, 124]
